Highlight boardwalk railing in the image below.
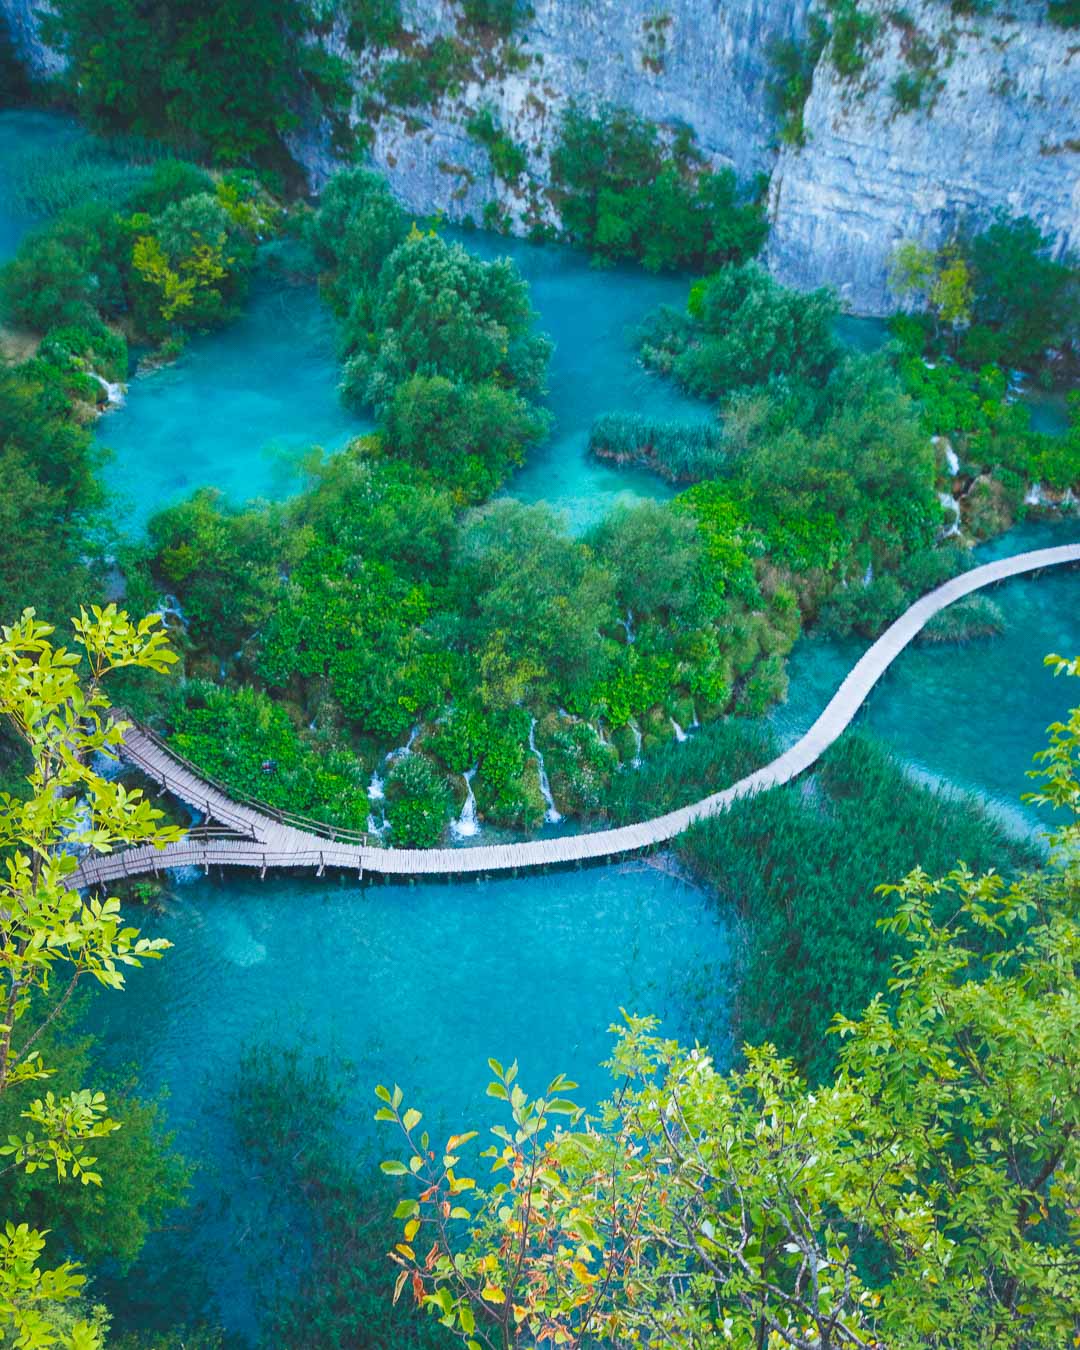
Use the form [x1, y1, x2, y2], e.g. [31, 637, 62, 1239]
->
[72, 542, 1080, 889]
[116, 716, 376, 846]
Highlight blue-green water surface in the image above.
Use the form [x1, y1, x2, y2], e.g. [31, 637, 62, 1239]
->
[93, 864, 730, 1336]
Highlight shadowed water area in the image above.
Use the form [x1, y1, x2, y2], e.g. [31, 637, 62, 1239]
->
[4, 109, 1080, 1342]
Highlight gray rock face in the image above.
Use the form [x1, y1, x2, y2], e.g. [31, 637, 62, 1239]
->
[2, 0, 61, 75]
[353, 0, 809, 231]
[767, 0, 1080, 313]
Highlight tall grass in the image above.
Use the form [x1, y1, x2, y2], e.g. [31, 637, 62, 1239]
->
[7, 134, 171, 217]
[588, 411, 725, 483]
[603, 717, 776, 825]
[676, 733, 1038, 1082]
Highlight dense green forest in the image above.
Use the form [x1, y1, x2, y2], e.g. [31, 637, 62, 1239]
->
[0, 2, 1078, 1344]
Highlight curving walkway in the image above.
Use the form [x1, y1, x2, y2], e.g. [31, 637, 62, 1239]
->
[72, 543, 1080, 889]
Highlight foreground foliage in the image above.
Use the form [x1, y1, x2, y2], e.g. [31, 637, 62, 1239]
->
[378, 659, 1080, 1347]
[0, 606, 181, 1346]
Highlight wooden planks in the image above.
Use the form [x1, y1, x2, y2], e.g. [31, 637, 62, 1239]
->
[70, 543, 1080, 891]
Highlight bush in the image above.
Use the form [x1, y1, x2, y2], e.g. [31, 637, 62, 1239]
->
[462, 0, 528, 33]
[466, 106, 528, 181]
[551, 104, 766, 271]
[168, 683, 370, 830]
[340, 231, 552, 410]
[385, 753, 453, 845]
[345, 0, 401, 47]
[378, 37, 468, 107]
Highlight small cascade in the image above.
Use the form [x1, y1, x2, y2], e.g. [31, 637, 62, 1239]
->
[629, 720, 643, 769]
[90, 371, 126, 410]
[690, 705, 700, 729]
[595, 720, 611, 748]
[932, 435, 959, 477]
[450, 767, 480, 840]
[217, 659, 227, 683]
[938, 491, 962, 538]
[1006, 369, 1026, 404]
[151, 593, 188, 630]
[529, 719, 562, 824]
[671, 718, 688, 743]
[617, 610, 635, 644]
[365, 769, 388, 836]
[386, 724, 420, 763]
[862, 562, 874, 588]
[1024, 482, 1047, 507]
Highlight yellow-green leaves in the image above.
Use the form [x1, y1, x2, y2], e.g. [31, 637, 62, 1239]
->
[0, 605, 182, 1346]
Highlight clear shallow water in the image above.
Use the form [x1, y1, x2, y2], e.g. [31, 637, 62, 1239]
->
[771, 520, 1080, 836]
[98, 277, 371, 531]
[92, 864, 730, 1337]
[451, 229, 712, 531]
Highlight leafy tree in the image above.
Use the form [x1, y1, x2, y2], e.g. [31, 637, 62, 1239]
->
[586, 501, 703, 623]
[0, 364, 104, 626]
[551, 104, 766, 271]
[378, 659, 1080, 1347]
[342, 232, 552, 410]
[0, 605, 181, 1346]
[383, 375, 551, 497]
[451, 502, 614, 710]
[966, 213, 1077, 368]
[890, 238, 974, 335]
[44, 0, 352, 168]
[307, 168, 408, 318]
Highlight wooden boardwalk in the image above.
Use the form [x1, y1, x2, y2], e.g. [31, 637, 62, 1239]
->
[72, 543, 1080, 889]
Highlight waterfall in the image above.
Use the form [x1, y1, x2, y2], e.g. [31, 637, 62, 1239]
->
[528, 719, 562, 824]
[938, 492, 962, 538]
[862, 562, 874, 588]
[90, 371, 126, 410]
[690, 705, 700, 729]
[367, 771, 385, 802]
[451, 767, 479, 840]
[151, 594, 188, 630]
[629, 720, 643, 769]
[1024, 482, 1047, 507]
[386, 724, 420, 763]
[671, 718, 687, 743]
[933, 435, 960, 477]
[617, 610, 635, 644]
[1006, 369, 1026, 403]
[595, 720, 611, 747]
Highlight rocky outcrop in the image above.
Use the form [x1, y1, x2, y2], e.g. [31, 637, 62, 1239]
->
[344, 0, 810, 228]
[1, 0, 61, 75]
[767, 0, 1080, 313]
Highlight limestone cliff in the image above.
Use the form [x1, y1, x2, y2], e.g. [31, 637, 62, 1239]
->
[3, 0, 1077, 313]
[767, 0, 1080, 313]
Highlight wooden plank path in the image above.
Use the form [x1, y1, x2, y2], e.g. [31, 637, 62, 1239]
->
[72, 543, 1080, 889]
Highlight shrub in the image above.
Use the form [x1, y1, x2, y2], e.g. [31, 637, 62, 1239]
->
[345, 0, 401, 47]
[587, 412, 725, 482]
[385, 753, 453, 845]
[462, 0, 529, 33]
[466, 106, 528, 181]
[551, 104, 766, 271]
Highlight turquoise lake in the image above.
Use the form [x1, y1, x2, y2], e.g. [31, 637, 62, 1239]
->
[3, 108, 1080, 1341]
